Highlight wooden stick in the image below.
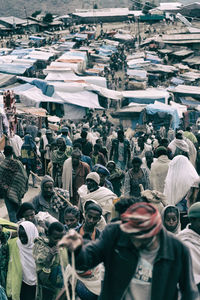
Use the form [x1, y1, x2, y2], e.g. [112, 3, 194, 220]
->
[30, 171, 72, 206]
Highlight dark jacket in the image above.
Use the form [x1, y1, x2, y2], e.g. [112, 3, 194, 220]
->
[74, 223, 198, 300]
[110, 139, 130, 164]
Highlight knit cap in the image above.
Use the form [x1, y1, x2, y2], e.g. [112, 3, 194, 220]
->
[86, 172, 100, 185]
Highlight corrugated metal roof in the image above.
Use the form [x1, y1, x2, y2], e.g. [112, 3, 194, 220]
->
[183, 56, 200, 65]
[163, 33, 200, 41]
[172, 49, 194, 56]
[0, 16, 26, 26]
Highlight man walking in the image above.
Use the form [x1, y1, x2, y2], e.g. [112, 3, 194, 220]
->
[0, 145, 28, 222]
[59, 202, 199, 300]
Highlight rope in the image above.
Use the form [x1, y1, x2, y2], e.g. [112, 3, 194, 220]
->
[59, 248, 76, 300]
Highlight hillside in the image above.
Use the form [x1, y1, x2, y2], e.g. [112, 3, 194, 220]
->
[1, 0, 128, 18]
[0, 0, 197, 18]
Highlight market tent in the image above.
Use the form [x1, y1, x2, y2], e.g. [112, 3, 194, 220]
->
[145, 102, 180, 129]
[168, 85, 200, 97]
[0, 73, 17, 87]
[45, 70, 107, 88]
[20, 79, 122, 100]
[53, 90, 102, 109]
[0, 63, 34, 75]
[13, 84, 64, 107]
[122, 88, 169, 105]
[24, 50, 56, 62]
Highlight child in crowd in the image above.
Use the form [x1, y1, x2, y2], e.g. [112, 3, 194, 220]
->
[64, 206, 81, 232]
[162, 205, 180, 234]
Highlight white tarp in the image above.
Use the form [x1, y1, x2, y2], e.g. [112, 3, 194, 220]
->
[14, 85, 64, 107]
[49, 81, 122, 100]
[168, 85, 200, 95]
[46, 71, 107, 88]
[64, 103, 86, 120]
[169, 100, 187, 118]
[122, 88, 169, 103]
[53, 90, 102, 109]
[24, 50, 55, 61]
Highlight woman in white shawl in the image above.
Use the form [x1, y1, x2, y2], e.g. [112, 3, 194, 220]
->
[17, 221, 39, 300]
[164, 155, 199, 208]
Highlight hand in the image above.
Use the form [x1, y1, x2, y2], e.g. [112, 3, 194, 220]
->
[58, 229, 83, 252]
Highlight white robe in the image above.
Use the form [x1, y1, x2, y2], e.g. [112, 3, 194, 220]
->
[78, 185, 117, 217]
[150, 155, 170, 193]
[164, 155, 199, 206]
[178, 225, 200, 284]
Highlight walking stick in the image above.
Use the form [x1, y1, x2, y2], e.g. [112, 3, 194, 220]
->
[30, 171, 73, 207]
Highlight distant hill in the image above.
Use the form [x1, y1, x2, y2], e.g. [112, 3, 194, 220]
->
[1, 0, 128, 18]
[0, 0, 198, 18]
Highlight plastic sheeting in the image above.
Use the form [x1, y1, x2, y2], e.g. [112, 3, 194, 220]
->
[146, 103, 180, 129]
[0, 63, 33, 75]
[53, 90, 102, 109]
[45, 71, 107, 88]
[122, 89, 169, 105]
[63, 103, 86, 120]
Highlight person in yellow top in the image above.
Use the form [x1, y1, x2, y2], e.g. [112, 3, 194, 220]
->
[184, 127, 198, 146]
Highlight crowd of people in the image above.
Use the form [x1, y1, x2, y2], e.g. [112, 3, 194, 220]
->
[0, 110, 200, 300]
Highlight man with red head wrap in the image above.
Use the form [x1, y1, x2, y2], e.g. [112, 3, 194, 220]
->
[59, 202, 199, 300]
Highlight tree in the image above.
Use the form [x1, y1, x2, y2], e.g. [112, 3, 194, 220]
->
[43, 13, 53, 23]
[93, 3, 98, 9]
[31, 10, 41, 18]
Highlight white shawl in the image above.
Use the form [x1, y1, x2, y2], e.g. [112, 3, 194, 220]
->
[164, 155, 199, 206]
[62, 157, 73, 197]
[17, 221, 39, 286]
[178, 225, 200, 284]
[78, 185, 117, 216]
[168, 138, 189, 155]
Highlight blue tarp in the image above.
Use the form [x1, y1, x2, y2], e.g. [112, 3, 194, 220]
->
[145, 54, 162, 64]
[128, 97, 165, 104]
[74, 33, 88, 41]
[0, 63, 33, 75]
[10, 49, 33, 56]
[29, 36, 46, 41]
[171, 77, 184, 86]
[32, 79, 49, 95]
[146, 103, 180, 129]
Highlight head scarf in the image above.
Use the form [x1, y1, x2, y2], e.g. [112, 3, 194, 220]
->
[93, 164, 110, 176]
[161, 205, 180, 234]
[120, 202, 162, 238]
[107, 161, 116, 168]
[17, 221, 38, 285]
[17, 202, 35, 220]
[188, 202, 200, 218]
[23, 134, 36, 150]
[164, 155, 199, 206]
[85, 203, 103, 215]
[41, 175, 54, 190]
[61, 126, 69, 133]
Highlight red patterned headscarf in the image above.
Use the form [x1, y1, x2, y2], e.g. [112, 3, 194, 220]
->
[120, 202, 162, 238]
